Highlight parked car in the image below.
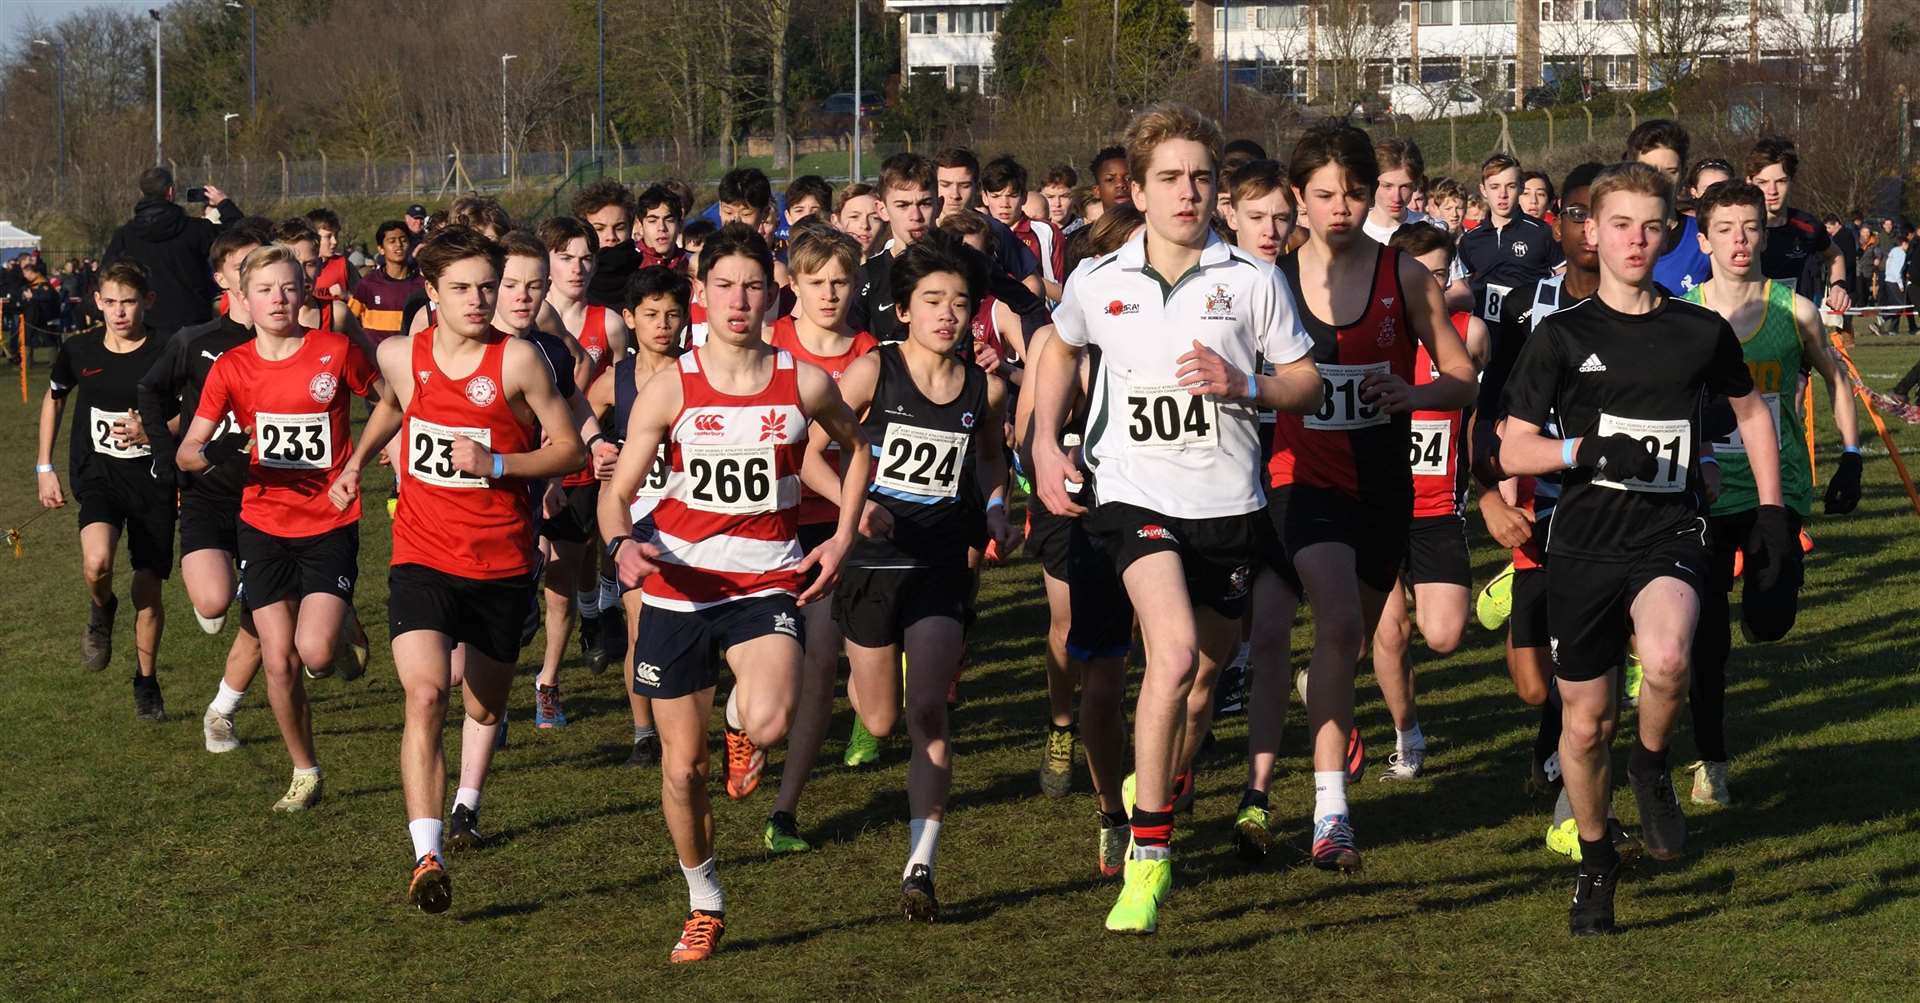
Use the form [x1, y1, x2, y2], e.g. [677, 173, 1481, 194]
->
[1387, 81, 1485, 120]
[808, 91, 887, 135]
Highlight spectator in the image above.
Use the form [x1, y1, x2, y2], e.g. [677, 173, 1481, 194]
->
[1882, 232, 1916, 336]
[101, 166, 242, 337]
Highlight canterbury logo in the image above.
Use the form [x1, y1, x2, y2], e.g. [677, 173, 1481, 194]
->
[693, 415, 725, 433]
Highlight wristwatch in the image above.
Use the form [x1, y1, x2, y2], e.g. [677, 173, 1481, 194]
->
[605, 534, 631, 562]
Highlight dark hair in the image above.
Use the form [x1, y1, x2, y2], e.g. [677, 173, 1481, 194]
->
[1063, 203, 1144, 276]
[1223, 138, 1269, 172]
[273, 217, 319, 246]
[634, 183, 683, 220]
[138, 166, 173, 200]
[1624, 118, 1691, 166]
[416, 225, 505, 285]
[981, 154, 1029, 196]
[498, 229, 548, 262]
[680, 218, 719, 245]
[537, 215, 599, 255]
[303, 207, 343, 233]
[717, 167, 773, 211]
[1696, 181, 1768, 228]
[1387, 221, 1454, 261]
[98, 259, 150, 296]
[1043, 164, 1079, 189]
[1821, 212, 1841, 226]
[1685, 157, 1734, 192]
[1288, 119, 1379, 193]
[1746, 136, 1799, 180]
[877, 152, 936, 196]
[934, 147, 981, 178]
[936, 209, 990, 239]
[1089, 145, 1127, 177]
[784, 175, 834, 213]
[1558, 163, 1604, 200]
[625, 265, 692, 314]
[209, 218, 273, 270]
[697, 222, 774, 282]
[889, 230, 985, 315]
[450, 195, 513, 235]
[660, 179, 698, 221]
[571, 178, 633, 219]
[373, 220, 409, 246]
[1519, 170, 1556, 204]
[1375, 137, 1424, 183]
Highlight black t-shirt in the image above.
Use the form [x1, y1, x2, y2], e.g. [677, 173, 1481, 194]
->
[1503, 293, 1752, 561]
[51, 329, 168, 490]
[137, 315, 255, 497]
[1760, 207, 1831, 298]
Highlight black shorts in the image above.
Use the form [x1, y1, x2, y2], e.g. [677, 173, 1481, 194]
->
[1066, 520, 1132, 661]
[75, 478, 174, 577]
[630, 595, 804, 700]
[1024, 502, 1073, 582]
[1547, 522, 1711, 682]
[177, 485, 240, 558]
[237, 521, 358, 610]
[798, 521, 836, 590]
[388, 563, 537, 664]
[832, 565, 969, 648]
[1084, 500, 1258, 621]
[1510, 567, 1550, 649]
[1403, 514, 1471, 588]
[539, 481, 600, 544]
[1275, 483, 1409, 594]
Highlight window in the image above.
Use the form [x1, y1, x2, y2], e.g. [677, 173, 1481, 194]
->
[983, 9, 999, 31]
[1459, 0, 1514, 22]
[1215, 5, 1226, 29]
[1419, 0, 1453, 23]
[1258, 4, 1304, 28]
[954, 64, 982, 92]
[1596, 54, 1637, 84]
[909, 11, 939, 33]
[1583, 0, 1627, 19]
[1805, 0, 1849, 12]
[910, 65, 949, 91]
[950, 10, 982, 33]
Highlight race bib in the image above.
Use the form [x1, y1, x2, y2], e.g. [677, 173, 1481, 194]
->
[1305, 362, 1390, 431]
[875, 424, 969, 498]
[682, 444, 776, 514]
[90, 408, 150, 459]
[1593, 413, 1690, 494]
[1409, 418, 1452, 476]
[254, 412, 333, 470]
[1483, 283, 1514, 323]
[636, 444, 671, 499]
[1711, 393, 1781, 456]
[407, 417, 491, 489]
[1124, 381, 1217, 449]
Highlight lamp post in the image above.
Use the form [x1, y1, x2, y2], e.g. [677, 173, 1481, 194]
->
[500, 53, 518, 178]
[595, 0, 605, 161]
[224, 1, 257, 118]
[223, 112, 239, 171]
[852, 0, 862, 181]
[30, 39, 64, 187]
[150, 9, 163, 166]
[1221, 0, 1231, 119]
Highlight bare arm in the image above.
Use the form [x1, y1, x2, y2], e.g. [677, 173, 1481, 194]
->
[500, 339, 588, 480]
[1730, 390, 1783, 507]
[1030, 327, 1087, 516]
[794, 361, 873, 606]
[1366, 255, 1477, 413]
[1796, 297, 1859, 449]
[1498, 418, 1572, 478]
[35, 391, 66, 507]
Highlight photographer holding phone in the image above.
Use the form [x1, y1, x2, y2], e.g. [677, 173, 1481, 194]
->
[104, 166, 244, 339]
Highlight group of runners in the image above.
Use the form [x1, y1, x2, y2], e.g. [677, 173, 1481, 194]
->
[32, 102, 1870, 957]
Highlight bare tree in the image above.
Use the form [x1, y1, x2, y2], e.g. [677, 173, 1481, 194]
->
[1311, 0, 1403, 109]
[1632, 0, 1743, 90]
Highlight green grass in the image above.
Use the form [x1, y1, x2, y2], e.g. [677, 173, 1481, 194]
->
[3, 338, 1919, 1000]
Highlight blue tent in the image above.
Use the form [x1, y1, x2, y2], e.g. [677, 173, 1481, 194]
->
[0, 220, 41, 264]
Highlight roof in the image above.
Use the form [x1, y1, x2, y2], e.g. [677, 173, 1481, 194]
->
[0, 220, 41, 250]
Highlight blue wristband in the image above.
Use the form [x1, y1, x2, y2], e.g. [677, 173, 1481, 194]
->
[490, 452, 505, 479]
[1844, 445, 1861, 455]
[1244, 370, 1258, 401]
[1561, 438, 1576, 469]
[986, 496, 1006, 511]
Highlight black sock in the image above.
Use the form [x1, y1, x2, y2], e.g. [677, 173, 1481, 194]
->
[1098, 809, 1127, 828]
[1533, 701, 1562, 770]
[1050, 721, 1074, 735]
[1579, 834, 1620, 872]
[1238, 787, 1269, 811]
[1629, 739, 1667, 777]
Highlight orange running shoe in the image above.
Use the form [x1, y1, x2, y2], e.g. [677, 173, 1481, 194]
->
[670, 910, 726, 963]
[408, 853, 453, 914]
[725, 726, 764, 800]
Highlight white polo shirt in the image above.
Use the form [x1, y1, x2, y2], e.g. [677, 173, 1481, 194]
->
[1053, 230, 1311, 518]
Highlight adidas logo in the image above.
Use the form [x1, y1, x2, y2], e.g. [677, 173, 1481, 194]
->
[1578, 354, 1607, 373]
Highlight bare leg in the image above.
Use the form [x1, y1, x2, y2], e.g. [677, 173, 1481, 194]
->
[771, 598, 841, 817]
[130, 569, 164, 678]
[252, 599, 317, 770]
[1243, 569, 1300, 794]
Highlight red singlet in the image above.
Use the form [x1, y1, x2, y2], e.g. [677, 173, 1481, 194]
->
[768, 316, 877, 526]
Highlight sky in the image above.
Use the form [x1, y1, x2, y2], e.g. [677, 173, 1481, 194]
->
[0, 0, 149, 47]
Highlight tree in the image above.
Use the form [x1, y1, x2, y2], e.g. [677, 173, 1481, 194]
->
[1310, 0, 1402, 109]
[1632, 0, 1742, 90]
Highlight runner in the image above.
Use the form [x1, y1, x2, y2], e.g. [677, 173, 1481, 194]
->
[1681, 180, 1861, 806]
[1088, 145, 1131, 213]
[326, 225, 584, 914]
[1629, 120, 1712, 297]
[716, 167, 775, 230]
[635, 184, 688, 272]
[306, 207, 356, 315]
[1268, 121, 1476, 872]
[1518, 172, 1555, 223]
[1040, 165, 1080, 232]
[597, 223, 870, 962]
[1499, 162, 1791, 934]
[762, 226, 879, 850]
[981, 154, 1068, 300]
[1030, 103, 1322, 934]
[349, 220, 425, 344]
[782, 175, 834, 230]
[832, 183, 883, 252]
[1748, 137, 1851, 315]
[1361, 138, 1430, 244]
[36, 261, 173, 719]
[1459, 153, 1556, 329]
[177, 244, 385, 811]
[274, 218, 357, 334]
[574, 179, 641, 308]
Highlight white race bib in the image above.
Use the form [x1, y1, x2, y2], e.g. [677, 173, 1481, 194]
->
[1408, 418, 1452, 476]
[636, 444, 671, 499]
[1593, 413, 1690, 494]
[1712, 393, 1782, 456]
[682, 444, 776, 514]
[1483, 282, 1514, 323]
[254, 411, 333, 470]
[406, 417, 491, 489]
[874, 424, 969, 498]
[1123, 380, 1218, 449]
[1305, 362, 1390, 431]
[89, 407, 150, 459]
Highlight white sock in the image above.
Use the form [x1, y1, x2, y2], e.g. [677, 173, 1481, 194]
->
[633, 723, 656, 742]
[598, 574, 619, 611]
[210, 680, 245, 716]
[576, 587, 601, 617]
[293, 765, 321, 779]
[408, 817, 443, 861]
[904, 818, 942, 877]
[455, 786, 482, 812]
[1396, 724, 1426, 753]
[725, 689, 743, 731]
[682, 856, 725, 913]
[1234, 640, 1251, 667]
[1313, 770, 1349, 820]
[194, 609, 226, 634]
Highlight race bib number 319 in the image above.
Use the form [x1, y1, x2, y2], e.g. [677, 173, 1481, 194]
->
[1306, 362, 1390, 431]
[255, 412, 333, 470]
[1593, 413, 1689, 493]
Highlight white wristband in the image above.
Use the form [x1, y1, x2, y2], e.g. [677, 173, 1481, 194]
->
[1244, 369, 1258, 401]
[34, 463, 53, 474]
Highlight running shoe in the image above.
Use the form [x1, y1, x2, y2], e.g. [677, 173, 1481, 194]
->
[843, 717, 880, 767]
[1628, 766, 1687, 861]
[1311, 814, 1362, 873]
[1379, 747, 1425, 781]
[583, 613, 609, 674]
[598, 603, 627, 671]
[1623, 653, 1644, 706]
[1476, 561, 1516, 631]
[1686, 759, 1732, 807]
[303, 660, 335, 681]
[386, 495, 399, 518]
[1345, 727, 1367, 785]
[447, 804, 486, 852]
[272, 771, 323, 812]
[1103, 856, 1171, 934]
[764, 811, 810, 855]
[1097, 818, 1129, 877]
[338, 620, 369, 682]
[1122, 771, 1192, 816]
[133, 675, 167, 722]
[83, 596, 116, 671]
[1526, 751, 1562, 798]
[1546, 816, 1642, 863]
[409, 853, 453, 915]
[1213, 647, 1249, 718]
[534, 684, 567, 729]
[983, 536, 1005, 565]
[725, 726, 764, 799]
[901, 864, 939, 921]
[1039, 725, 1075, 798]
[1569, 858, 1620, 936]
[625, 732, 661, 768]
[203, 704, 240, 753]
[670, 910, 725, 963]
[1233, 804, 1275, 862]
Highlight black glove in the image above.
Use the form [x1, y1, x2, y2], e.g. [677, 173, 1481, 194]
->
[1576, 433, 1659, 482]
[1824, 450, 1863, 515]
[148, 457, 176, 490]
[202, 430, 250, 467]
[1741, 504, 1802, 642]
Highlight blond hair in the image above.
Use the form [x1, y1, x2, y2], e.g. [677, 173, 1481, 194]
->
[237, 243, 302, 291]
[788, 225, 862, 278]
[1123, 102, 1223, 185]
[1588, 161, 1675, 218]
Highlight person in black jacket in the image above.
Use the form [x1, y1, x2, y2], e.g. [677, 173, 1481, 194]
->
[102, 167, 242, 338]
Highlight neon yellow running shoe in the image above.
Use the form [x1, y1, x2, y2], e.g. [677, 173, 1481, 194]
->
[1477, 561, 1516, 631]
[1545, 817, 1582, 860]
[1121, 772, 1136, 819]
[1624, 653, 1644, 706]
[763, 812, 810, 855]
[1233, 805, 1275, 862]
[843, 717, 881, 767]
[1103, 856, 1171, 934]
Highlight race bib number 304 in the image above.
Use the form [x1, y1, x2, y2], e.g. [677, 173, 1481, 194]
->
[1593, 413, 1690, 493]
[682, 444, 777, 514]
[255, 412, 333, 470]
[407, 418, 491, 488]
[1306, 362, 1390, 431]
[90, 408, 151, 459]
[875, 425, 968, 498]
[1712, 393, 1782, 456]
[1124, 381, 1217, 449]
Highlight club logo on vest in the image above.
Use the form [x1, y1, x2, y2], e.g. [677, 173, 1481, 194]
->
[586, 344, 604, 363]
[1106, 299, 1139, 316]
[759, 410, 788, 441]
[308, 372, 339, 404]
[1377, 314, 1398, 348]
[693, 414, 726, 434]
[465, 375, 499, 407]
[1511, 241, 1530, 258]
[417, 370, 432, 385]
[1201, 284, 1235, 320]
[960, 410, 976, 429]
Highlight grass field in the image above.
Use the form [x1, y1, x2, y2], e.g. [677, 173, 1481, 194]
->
[2, 337, 1918, 1001]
